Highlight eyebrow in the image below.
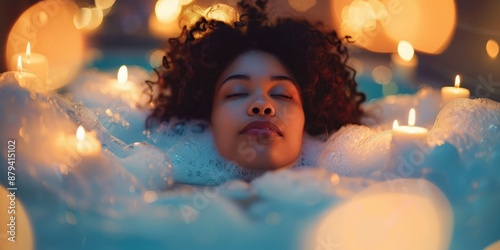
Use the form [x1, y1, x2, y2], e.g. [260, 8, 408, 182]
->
[220, 74, 297, 85]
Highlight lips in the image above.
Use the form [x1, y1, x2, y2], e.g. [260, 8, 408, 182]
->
[240, 121, 283, 137]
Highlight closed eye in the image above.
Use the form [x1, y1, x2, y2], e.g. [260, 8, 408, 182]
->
[226, 93, 248, 98]
[271, 94, 293, 100]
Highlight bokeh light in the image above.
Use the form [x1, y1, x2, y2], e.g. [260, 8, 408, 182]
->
[5, 0, 85, 91]
[85, 7, 104, 30]
[148, 49, 165, 68]
[372, 65, 392, 85]
[179, 0, 194, 6]
[73, 8, 92, 29]
[155, 0, 182, 24]
[386, 0, 456, 54]
[308, 179, 453, 250]
[339, 0, 387, 42]
[397, 41, 414, 62]
[486, 39, 499, 59]
[391, 40, 418, 68]
[148, 12, 183, 39]
[348, 57, 364, 74]
[382, 82, 398, 96]
[0, 186, 34, 250]
[331, 0, 456, 54]
[485, 240, 500, 250]
[95, 0, 116, 10]
[288, 0, 317, 12]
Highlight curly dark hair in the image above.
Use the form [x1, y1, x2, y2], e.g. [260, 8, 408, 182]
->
[146, 0, 365, 136]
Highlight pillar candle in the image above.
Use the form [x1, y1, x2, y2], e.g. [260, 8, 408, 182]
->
[12, 42, 48, 83]
[441, 75, 470, 106]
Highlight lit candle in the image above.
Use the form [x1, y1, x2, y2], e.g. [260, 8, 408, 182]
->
[440, 75, 470, 106]
[386, 109, 429, 175]
[75, 126, 102, 156]
[109, 65, 141, 105]
[12, 42, 49, 83]
[113, 65, 133, 91]
[392, 108, 428, 146]
[391, 41, 418, 82]
[15, 55, 40, 90]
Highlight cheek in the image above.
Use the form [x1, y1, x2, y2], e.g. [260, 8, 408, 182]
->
[212, 103, 240, 130]
[211, 102, 241, 152]
[290, 108, 305, 142]
[280, 104, 305, 132]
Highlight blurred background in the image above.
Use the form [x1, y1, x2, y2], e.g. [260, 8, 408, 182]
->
[1, 0, 499, 101]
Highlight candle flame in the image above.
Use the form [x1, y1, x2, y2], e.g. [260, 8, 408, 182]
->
[393, 120, 399, 129]
[117, 65, 128, 84]
[17, 55, 22, 72]
[398, 41, 414, 62]
[76, 126, 86, 141]
[26, 42, 31, 63]
[408, 108, 416, 126]
[454, 75, 460, 88]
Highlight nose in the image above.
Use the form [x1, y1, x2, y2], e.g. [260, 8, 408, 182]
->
[247, 99, 275, 116]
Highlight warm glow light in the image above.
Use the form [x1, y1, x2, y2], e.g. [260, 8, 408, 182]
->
[204, 4, 238, 24]
[455, 75, 461, 88]
[398, 41, 414, 62]
[348, 57, 363, 74]
[149, 49, 165, 68]
[74, 126, 102, 155]
[288, 0, 317, 12]
[0, 186, 34, 250]
[486, 39, 499, 59]
[393, 120, 399, 129]
[485, 240, 500, 250]
[76, 126, 85, 141]
[308, 179, 453, 250]
[178, 0, 194, 5]
[155, 0, 181, 23]
[6, 0, 85, 90]
[339, 0, 382, 43]
[118, 65, 128, 83]
[148, 12, 183, 39]
[73, 8, 92, 29]
[331, 0, 456, 53]
[372, 65, 392, 85]
[95, 0, 116, 10]
[408, 108, 416, 126]
[86, 7, 104, 30]
[330, 173, 340, 185]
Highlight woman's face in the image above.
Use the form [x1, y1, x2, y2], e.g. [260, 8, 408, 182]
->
[211, 50, 305, 170]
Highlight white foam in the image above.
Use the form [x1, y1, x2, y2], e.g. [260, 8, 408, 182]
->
[363, 86, 441, 130]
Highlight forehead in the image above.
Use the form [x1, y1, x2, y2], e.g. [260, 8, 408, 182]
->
[220, 50, 293, 79]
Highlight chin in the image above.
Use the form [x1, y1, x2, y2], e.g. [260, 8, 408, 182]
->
[237, 157, 298, 170]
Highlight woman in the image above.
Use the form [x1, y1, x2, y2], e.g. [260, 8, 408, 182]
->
[147, 0, 365, 170]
